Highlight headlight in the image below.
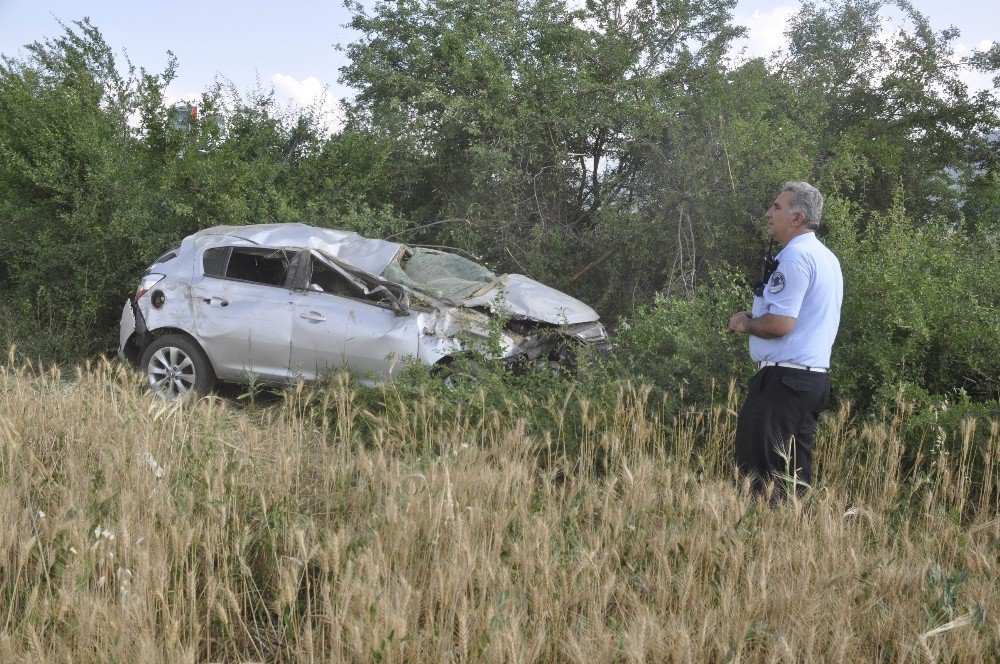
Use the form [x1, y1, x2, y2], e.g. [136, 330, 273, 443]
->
[135, 273, 165, 299]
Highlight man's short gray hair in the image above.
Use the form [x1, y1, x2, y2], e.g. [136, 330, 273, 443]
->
[782, 181, 824, 230]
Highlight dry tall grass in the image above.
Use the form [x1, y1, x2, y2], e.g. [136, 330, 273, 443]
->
[1, 356, 997, 662]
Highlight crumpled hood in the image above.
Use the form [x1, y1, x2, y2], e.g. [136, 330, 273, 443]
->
[461, 274, 600, 325]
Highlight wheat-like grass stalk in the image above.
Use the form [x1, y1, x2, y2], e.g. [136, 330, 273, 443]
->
[0, 357, 996, 661]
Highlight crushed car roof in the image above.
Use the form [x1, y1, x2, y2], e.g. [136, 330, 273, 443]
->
[187, 223, 404, 275]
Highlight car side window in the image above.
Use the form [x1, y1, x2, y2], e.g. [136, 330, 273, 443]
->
[203, 246, 295, 287]
[307, 257, 365, 298]
[203, 247, 231, 277]
[306, 255, 399, 308]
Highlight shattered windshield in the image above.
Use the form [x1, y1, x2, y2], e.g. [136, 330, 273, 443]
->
[381, 248, 496, 299]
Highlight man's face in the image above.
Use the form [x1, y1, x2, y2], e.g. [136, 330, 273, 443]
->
[765, 191, 803, 244]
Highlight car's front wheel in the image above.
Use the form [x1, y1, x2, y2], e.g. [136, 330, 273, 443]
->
[139, 334, 216, 398]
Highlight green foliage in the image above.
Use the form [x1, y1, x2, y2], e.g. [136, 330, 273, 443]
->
[608, 191, 1000, 411]
[830, 196, 1000, 405]
[0, 19, 170, 358]
[340, 0, 749, 320]
[923, 563, 969, 628]
[961, 169, 1000, 236]
[612, 275, 751, 405]
[885, 381, 998, 451]
[338, 0, 999, 329]
[345, 357, 608, 461]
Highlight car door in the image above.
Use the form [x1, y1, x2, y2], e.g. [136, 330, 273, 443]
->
[289, 251, 418, 383]
[190, 245, 297, 381]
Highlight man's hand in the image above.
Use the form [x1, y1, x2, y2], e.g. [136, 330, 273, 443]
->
[728, 311, 796, 339]
[728, 311, 752, 334]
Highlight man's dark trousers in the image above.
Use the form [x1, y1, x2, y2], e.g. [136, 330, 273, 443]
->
[735, 366, 831, 499]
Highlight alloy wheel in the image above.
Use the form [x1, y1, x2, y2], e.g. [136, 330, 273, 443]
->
[147, 346, 196, 398]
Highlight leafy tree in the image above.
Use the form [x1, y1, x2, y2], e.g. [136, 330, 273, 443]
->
[779, 0, 1000, 224]
[0, 19, 174, 358]
[339, 0, 745, 313]
[961, 168, 1000, 236]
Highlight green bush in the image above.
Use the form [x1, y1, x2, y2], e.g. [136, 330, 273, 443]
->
[830, 206, 1000, 406]
[612, 274, 752, 405]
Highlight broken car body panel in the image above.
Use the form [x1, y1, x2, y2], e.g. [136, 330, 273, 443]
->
[120, 223, 610, 388]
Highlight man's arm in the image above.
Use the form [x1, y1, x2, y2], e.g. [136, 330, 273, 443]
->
[727, 311, 796, 339]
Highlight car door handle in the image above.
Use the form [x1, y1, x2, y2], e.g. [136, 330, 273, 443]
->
[299, 311, 326, 322]
[203, 296, 229, 307]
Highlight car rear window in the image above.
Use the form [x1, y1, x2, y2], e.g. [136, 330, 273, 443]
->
[203, 246, 294, 287]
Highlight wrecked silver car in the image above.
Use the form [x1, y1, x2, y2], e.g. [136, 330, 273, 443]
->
[119, 223, 611, 397]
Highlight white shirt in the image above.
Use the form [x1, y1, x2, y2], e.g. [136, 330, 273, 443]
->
[749, 232, 843, 368]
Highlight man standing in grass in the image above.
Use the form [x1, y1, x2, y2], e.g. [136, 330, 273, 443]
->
[727, 181, 843, 501]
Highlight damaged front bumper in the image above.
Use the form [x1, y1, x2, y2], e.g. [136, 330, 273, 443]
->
[118, 297, 151, 366]
[412, 304, 612, 371]
[467, 317, 612, 374]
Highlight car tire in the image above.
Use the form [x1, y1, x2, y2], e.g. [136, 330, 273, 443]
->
[139, 334, 216, 399]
